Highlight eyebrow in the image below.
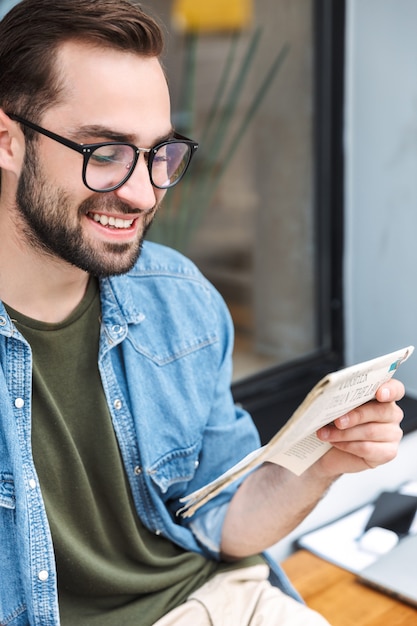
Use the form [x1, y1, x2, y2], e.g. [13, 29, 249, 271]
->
[71, 124, 175, 146]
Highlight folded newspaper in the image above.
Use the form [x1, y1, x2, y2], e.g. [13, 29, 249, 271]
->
[179, 345, 414, 518]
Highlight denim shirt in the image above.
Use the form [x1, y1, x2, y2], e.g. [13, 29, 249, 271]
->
[0, 242, 299, 625]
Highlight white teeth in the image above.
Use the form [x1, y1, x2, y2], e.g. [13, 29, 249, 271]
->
[91, 213, 134, 229]
[97, 214, 108, 225]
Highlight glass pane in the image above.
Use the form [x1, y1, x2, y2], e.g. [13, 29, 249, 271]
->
[143, 0, 317, 381]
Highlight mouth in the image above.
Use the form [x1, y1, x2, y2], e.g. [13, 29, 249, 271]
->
[87, 212, 135, 230]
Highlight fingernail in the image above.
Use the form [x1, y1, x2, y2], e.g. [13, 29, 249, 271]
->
[338, 415, 350, 428]
[380, 387, 390, 401]
[319, 426, 330, 440]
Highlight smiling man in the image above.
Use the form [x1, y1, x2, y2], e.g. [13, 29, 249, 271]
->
[10, 45, 170, 282]
[0, 1, 406, 625]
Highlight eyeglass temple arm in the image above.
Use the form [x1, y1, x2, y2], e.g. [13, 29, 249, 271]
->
[7, 113, 90, 155]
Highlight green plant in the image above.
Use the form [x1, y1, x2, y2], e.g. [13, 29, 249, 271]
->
[149, 28, 289, 252]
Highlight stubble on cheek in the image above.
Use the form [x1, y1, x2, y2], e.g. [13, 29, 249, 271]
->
[14, 140, 162, 276]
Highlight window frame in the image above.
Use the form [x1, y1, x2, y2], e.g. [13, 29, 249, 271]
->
[232, 0, 346, 443]
[232, 0, 417, 440]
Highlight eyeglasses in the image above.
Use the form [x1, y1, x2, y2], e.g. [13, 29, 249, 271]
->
[8, 113, 199, 193]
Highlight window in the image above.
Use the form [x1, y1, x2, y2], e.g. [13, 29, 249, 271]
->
[146, 0, 345, 441]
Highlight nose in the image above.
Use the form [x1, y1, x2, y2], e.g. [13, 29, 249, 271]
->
[114, 153, 158, 211]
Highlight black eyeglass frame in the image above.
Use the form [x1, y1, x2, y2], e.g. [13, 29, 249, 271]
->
[8, 113, 199, 192]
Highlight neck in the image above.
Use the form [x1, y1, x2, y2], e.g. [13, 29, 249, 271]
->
[2, 265, 90, 324]
[0, 209, 90, 323]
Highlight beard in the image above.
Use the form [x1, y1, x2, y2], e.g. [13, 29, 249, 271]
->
[14, 143, 156, 278]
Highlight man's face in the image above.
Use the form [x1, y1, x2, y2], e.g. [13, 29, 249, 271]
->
[14, 41, 171, 277]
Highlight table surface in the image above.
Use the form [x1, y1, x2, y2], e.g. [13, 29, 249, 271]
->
[282, 549, 417, 626]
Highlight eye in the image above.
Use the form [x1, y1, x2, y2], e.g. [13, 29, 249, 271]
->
[90, 144, 134, 166]
[153, 155, 168, 167]
[152, 147, 168, 167]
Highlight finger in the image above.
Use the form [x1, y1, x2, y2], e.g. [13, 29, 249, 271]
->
[375, 378, 405, 403]
[321, 418, 403, 444]
[329, 436, 402, 468]
[318, 402, 404, 439]
[331, 397, 404, 431]
[317, 404, 404, 444]
[319, 439, 401, 474]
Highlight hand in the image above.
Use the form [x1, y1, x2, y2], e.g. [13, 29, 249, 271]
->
[315, 378, 405, 476]
[222, 378, 405, 558]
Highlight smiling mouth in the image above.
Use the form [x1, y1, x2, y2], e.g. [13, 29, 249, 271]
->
[88, 212, 135, 229]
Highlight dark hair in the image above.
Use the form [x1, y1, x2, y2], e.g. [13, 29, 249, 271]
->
[0, 0, 164, 121]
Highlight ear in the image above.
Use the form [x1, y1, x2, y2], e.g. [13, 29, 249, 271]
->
[0, 109, 25, 174]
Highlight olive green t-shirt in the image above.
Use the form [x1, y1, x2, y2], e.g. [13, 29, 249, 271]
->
[6, 279, 261, 625]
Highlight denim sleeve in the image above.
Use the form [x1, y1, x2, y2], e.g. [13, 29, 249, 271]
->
[177, 285, 261, 556]
[188, 501, 229, 558]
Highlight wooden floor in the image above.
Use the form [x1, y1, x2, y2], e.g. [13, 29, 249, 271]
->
[282, 549, 417, 626]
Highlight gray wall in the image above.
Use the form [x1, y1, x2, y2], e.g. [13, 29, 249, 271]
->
[344, 0, 417, 396]
[0, 0, 20, 20]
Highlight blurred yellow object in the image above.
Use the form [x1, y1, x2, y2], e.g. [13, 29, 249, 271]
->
[172, 0, 252, 33]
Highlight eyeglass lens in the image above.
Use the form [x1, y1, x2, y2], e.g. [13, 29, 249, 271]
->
[86, 141, 192, 191]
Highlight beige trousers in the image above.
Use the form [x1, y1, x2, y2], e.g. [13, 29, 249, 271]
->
[153, 564, 331, 625]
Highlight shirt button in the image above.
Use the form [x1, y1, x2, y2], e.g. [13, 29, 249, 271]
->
[14, 398, 24, 408]
[111, 324, 123, 334]
[134, 466, 142, 476]
[38, 570, 49, 582]
[0, 316, 7, 326]
[114, 399, 122, 410]
[29, 479, 37, 489]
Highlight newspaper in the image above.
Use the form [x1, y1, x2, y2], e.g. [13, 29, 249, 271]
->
[179, 345, 414, 518]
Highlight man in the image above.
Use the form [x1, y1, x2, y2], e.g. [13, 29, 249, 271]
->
[0, 1, 405, 624]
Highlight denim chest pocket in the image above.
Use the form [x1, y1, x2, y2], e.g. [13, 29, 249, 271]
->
[0, 473, 27, 626]
[123, 270, 221, 366]
[128, 302, 219, 366]
[146, 444, 201, 496]
[127, 329, 218, 367]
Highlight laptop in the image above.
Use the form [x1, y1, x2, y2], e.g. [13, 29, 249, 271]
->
[358, 533, 417, 607]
